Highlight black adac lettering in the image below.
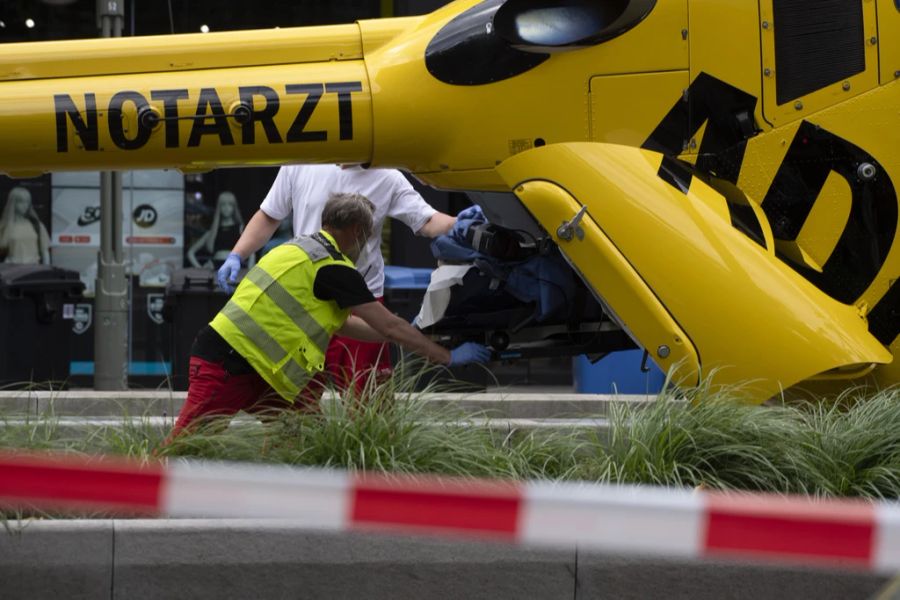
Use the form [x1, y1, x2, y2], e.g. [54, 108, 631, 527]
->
[325, 81, 362, 141]
[867, 283, 900, 345]
[657, 155, 692, 194]
[285, 83, 326, 143]
[238, 86, 282, 145]
[187, 88, 235, 147]
[762, 121, 898, 304]
[54, 93, 99, 152]
[644, 72, 759, 184]
[150, 89, 189, 148]
[657, 155, 768, 250]
[647, 72, 900, 345]
[108, 91, 152, 150]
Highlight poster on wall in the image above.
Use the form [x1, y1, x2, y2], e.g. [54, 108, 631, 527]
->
[50, 171, 184, 295]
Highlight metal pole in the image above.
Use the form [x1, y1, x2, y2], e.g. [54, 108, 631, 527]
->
[94, 0, 128, 390]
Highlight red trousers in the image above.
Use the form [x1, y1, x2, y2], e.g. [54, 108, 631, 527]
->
[172, 318, 392, 437]
[322, 331, 392, 393]
[169, 356, 315, 438]
[323, 296, 392, 392]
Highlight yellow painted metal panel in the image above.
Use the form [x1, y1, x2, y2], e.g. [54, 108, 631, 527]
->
[734, 122, 796, 203]
[357, 17, 421, 55]
[589, 72, 690, 147]
[498, 143, 890, 401]
[585, 0, 689, 75]
[0, 0, 691, 176]
[792, 171, 853, 272]
[364, 0, 688, 173]
[688, 0, 766, 135]
[878, 0, 900, 83]
[0, 25, 363, 82]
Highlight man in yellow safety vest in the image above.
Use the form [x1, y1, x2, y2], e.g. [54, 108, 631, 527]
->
[171, 192, 490, 436]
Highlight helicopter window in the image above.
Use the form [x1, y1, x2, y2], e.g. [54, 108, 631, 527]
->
[425, 0, 550, 86]
[425, 0, 656, 86]
[505, 4, 616, 46]
[494, 0, 656, 50]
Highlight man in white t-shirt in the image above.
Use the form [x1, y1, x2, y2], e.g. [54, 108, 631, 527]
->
[217, 164, 456, 392]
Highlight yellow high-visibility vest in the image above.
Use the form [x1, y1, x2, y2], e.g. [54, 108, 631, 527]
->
[211, 231, 352, 401]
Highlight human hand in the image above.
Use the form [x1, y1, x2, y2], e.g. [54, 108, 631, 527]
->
[216, 252, 242, 293]
[449, 342, 492, 366]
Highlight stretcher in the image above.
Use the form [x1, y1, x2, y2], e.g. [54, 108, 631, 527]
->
[417, 193, 636, 363]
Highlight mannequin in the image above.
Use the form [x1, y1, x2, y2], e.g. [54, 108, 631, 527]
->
[187, 191, 253, 269]
[0, 187, 50, 265]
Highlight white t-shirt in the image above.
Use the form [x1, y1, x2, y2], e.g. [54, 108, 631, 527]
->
[260, 165, 437, 297]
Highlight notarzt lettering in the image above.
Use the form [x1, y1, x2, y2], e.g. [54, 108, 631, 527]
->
[54, 82, 363, 152]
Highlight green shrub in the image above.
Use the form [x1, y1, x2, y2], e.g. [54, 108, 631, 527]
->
[4, 373, 900, 500]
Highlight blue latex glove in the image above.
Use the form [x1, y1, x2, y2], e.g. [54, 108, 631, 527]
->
[456, 205, 484, 222]
[449, 342, 492, 366]
[216, 252, 243, 293]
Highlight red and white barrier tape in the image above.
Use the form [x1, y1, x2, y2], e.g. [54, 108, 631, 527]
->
[1, 451, 898, 572]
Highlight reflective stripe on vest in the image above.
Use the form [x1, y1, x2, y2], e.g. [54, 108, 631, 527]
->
[244, 268, 330, 354]
[219, 301, 311, 393]
[289, 235, 333, 262]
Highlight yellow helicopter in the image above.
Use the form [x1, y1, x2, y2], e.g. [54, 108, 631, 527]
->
[1, 0, 897, 402]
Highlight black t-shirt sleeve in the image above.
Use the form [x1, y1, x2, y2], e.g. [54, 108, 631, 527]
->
[313, 264, 376, 309]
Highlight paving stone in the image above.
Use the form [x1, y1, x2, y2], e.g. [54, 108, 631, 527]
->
[0, 520, 112, 600]
[0, 391, 38, 415]
[33, 391, 184, 417]
[113, 520, 575, 600]
[0, 390, 653, 419]
[576, 552, 889, 600]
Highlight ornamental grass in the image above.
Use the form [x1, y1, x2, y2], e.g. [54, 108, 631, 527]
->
[4, 370, 900, 500]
